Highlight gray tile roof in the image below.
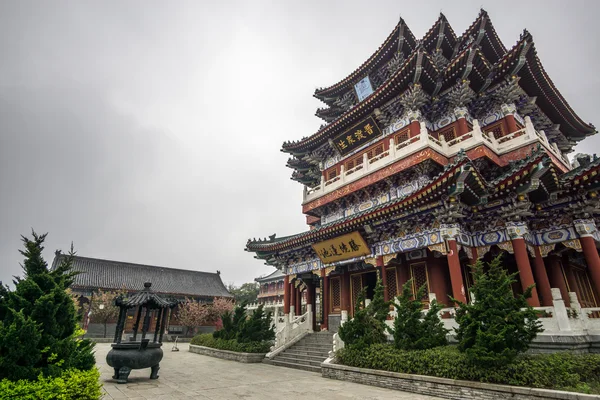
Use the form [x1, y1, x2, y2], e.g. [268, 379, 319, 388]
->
[255, 269, 284, 283]
[52, 254, 232, 298]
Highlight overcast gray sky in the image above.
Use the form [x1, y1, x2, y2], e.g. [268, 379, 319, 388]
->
[1, 0, 599, 287]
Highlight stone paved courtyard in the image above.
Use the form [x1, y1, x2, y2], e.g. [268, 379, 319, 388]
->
[96, 343, 442, 399]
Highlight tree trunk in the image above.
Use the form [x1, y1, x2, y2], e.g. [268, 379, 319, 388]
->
[103, 322, 107, 338]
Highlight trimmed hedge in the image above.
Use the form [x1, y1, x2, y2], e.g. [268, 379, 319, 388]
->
[337, 344, 600, 394]
[0, 368, 101, 400]
[191, 333, 271, 353]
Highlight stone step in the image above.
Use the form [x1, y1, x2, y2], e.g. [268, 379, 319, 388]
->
[274, 355, 323, 367]
[263, 358, 321, 373]
[293, 344, 332, 351]
[278, 352, 328, 362]
[298, 339, 333, 345]
[282, 348, 330, 357]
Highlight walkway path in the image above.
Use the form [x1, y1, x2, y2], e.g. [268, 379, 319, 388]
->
[96, 343, 442, 400]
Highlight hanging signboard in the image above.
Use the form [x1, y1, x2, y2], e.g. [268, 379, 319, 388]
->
[331, 116, 382, 156]
[354, 76, 374, 102]
[312, 231, 371, 264]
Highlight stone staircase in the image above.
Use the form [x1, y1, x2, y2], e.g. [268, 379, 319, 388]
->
[263, 331, 333, 372]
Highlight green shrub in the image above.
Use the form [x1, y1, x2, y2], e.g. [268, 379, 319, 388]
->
[212, 302, 247, 340]
[0, 368, 101, 400]
[453, 255, 542, 367]
[236, 304, 275, 343]
[213, 302, 274, 345]
[389, 279, 448, 350]
[336, 344, 600, 393]
[338, 279, 389, 348]
[0, 232, 96, 380]
[191, 333, 271, 353]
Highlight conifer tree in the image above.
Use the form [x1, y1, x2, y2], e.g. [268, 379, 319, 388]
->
[213, 301, 248, 340]
[338, 279, 389, 348]
[0, 232, 95, 380]
[389, 279, 448, 350]
[236, 304, 275, 343]
[453, 254, 543, 366]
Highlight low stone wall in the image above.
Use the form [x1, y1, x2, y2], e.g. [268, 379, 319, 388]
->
[189, 345, 266, 363]
[321, 359, 600, 400]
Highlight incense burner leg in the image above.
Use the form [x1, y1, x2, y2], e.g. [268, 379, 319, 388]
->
[150, 364, 160, 379]
[116, 366, 131, 384]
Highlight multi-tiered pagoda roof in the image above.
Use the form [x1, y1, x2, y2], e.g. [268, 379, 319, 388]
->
[284, 10, 595, 188]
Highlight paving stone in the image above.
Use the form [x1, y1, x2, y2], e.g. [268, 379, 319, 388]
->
[96, 343, 441, 399]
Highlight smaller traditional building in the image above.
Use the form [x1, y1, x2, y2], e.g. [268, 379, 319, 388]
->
[52, 252, 232, 337]
[255, 269, 285, 307]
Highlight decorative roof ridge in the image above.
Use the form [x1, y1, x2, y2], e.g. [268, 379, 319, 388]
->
[314, 17, 416, 99]
[520, 30, 596, 135]
[255, 269, 284, 282]
[490, 145, 548, 186]
[421, 13, 444, 47]
[282, 48, 420, 153]
[454, 9, 507, 62]
[561, 154, 600, 181]
[54, 254, 220, 277]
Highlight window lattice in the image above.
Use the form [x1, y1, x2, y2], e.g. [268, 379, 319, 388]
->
[439, 126, 456, 142]
[395, 128, 409, 144]
[410, 262, 429, 301]
[331, 277, 341, 312]
[386, 267, 398, 299]
[327, 169, 337, 180]
[366, 144, 384, 160]
[484, 122, 504, 139]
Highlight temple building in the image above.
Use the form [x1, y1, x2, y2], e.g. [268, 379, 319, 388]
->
[53, 253, 232, 337]
[254, 269, 286, 308]
[246, 10, 600, 342]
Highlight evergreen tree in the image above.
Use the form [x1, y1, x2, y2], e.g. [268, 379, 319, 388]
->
[0, 232, 95, 380]
[338, 279, 389, 348]
[389, 279, 448, 350]
[453, 255, 543, 367]
[236, 304, 275, 343]
[213, 301, 248, 340]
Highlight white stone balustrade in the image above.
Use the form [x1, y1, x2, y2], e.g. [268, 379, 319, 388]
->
[303, 117, 571, 204]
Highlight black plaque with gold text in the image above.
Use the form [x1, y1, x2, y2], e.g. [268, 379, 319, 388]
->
[332, 116, 382, 156]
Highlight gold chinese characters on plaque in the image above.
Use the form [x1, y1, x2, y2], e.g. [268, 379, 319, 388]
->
[312, 232, 371, 264]
[332, 116, 382, 156]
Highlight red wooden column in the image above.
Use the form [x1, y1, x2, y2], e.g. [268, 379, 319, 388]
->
[447, 239, 467, 304]
[289, 280, 295, 313]
[454, 107, 470, 136]
[428, 256, 449, 306]
[407, 110, 421, 138]
[547, 256, 570, 307]
[511, 238, 540, 306]
[501, 103, 519, 134]
[581, 235, 600, 297]
[283, 275, 290, 315]
[532, 247, 553, 306]
[321, 269, 329, 330]
[377, 255, 388, 302]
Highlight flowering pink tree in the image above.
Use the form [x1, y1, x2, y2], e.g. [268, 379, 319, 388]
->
[176, 297, 234, 336]
[176, 299, 210, 336]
